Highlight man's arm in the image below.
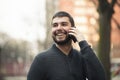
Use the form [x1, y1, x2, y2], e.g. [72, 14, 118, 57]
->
[79, 40, 106, 80]
[69, 27, 106, 80]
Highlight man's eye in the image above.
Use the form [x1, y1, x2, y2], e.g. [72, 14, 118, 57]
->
[62, 23, 67, 26]
[53, 24, 58, 27]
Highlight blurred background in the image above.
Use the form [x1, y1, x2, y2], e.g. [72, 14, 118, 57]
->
[0, 0, 120, 80]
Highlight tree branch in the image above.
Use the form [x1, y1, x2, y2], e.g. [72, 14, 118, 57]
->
[98, 0, 109, 13]
[111, 0, 117, 8]
[112, 17, 120, 30]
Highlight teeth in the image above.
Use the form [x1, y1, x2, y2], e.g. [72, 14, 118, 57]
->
[57, 34, 63, 36]
[57, 33, 64, 36]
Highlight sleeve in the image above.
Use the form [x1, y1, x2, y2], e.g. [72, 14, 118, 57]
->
[27, 55, 47, 80]
[79, 40, 106, 80]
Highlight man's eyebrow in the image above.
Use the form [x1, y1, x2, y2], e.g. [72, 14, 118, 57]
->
[61, 22, 69, 24]
[52, 21, 68, 24]
[60, 21, 69, 24]
[62, 22, 68, 23]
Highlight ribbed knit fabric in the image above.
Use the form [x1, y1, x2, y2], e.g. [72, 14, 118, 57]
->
[27, 41, 106, 80]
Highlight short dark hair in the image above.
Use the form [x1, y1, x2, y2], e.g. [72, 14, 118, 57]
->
[52, 11, 75, 27]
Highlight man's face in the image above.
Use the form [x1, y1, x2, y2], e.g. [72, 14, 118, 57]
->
[51, 17, 72, 45]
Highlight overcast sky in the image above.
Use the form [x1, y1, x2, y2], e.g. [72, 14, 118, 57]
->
[0, 0, 46, 42]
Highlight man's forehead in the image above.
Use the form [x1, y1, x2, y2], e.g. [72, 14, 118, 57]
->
[52, 17, 70, 23]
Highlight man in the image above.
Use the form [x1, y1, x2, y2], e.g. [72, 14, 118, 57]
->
[27, 11, 106, 80]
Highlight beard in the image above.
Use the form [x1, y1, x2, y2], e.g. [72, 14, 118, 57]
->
[52, 31, 71, 45]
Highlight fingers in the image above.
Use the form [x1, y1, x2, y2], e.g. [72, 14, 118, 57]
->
[68, 28, 77, 42]
[68, 27, 77, 35]
[69, 27, 85, 42]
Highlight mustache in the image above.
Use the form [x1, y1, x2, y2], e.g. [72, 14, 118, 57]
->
[54, 30, 68, 35]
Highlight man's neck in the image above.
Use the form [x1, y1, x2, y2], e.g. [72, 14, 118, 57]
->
[56, 42, 72, 55]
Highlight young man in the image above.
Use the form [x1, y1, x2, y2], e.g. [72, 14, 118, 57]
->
[27, 11, 106, 80]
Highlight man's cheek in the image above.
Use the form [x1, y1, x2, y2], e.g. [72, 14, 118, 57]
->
[52, 30, 56, 35]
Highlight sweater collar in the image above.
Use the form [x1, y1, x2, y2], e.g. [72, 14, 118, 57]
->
[51, 44, 74, 57]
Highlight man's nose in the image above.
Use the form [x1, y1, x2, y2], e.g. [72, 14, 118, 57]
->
[57, 24, 63, 30]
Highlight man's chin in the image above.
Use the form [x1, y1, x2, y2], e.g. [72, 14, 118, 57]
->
[55, 41, 67, 45]
[54, 39, 71, 45]
[53, 35, 71, 45]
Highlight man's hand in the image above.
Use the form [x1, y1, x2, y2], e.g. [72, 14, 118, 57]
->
[69, 27, 85, 42]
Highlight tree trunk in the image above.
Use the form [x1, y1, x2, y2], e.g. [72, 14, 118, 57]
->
[97, 0, 116, 80]
[98, 1, 113, 80]
[98, 11, 112, 80]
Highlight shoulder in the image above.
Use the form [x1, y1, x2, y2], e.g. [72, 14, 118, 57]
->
[35, 47, 56, 61]
[35, 50, 50, 60]
[30, 50, 51, 67]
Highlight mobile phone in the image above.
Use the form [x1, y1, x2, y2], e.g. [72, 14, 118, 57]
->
[69, 26, 77, 43]
[69, 35, 77, 43]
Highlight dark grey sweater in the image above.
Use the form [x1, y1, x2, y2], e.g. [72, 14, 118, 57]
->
[27, 41, 106, 80]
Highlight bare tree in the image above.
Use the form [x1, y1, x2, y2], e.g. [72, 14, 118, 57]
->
[91, 0, 117, 80]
